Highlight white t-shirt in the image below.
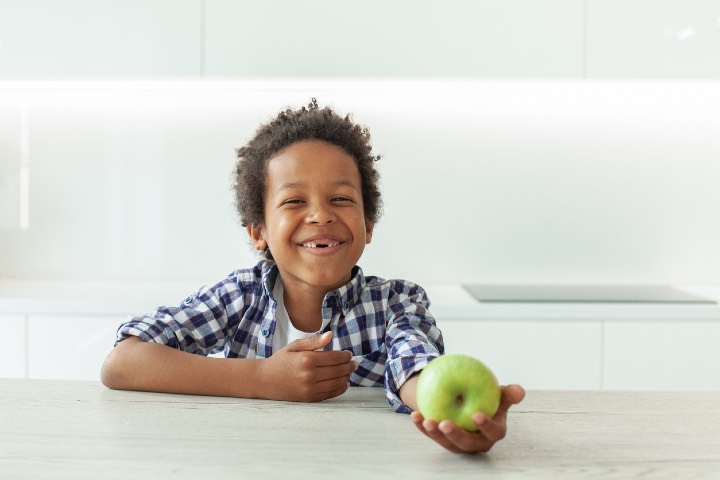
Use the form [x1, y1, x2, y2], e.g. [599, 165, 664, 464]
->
[271, 276, 332, 353]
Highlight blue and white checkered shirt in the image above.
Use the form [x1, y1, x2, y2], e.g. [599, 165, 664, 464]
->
[115, 261, 444, 413]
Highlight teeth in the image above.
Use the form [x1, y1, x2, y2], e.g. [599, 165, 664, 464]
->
[302, 241, 340, 248]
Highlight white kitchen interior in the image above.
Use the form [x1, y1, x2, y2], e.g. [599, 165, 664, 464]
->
[1, 0, 719, 391]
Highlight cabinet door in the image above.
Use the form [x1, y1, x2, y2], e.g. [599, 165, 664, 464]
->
[438, 319, 603, 389]
[204, 0, 583, 76]
[604, 320, 720, 390]
[587, 0, 720, 78]
[0, 314, 26, 378]
[0, 0, 202, 76]
[28, 315, 124, 380]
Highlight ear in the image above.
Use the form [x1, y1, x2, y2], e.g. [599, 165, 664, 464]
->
[247, 224, 267, 251]
[365, 221, 375, 245]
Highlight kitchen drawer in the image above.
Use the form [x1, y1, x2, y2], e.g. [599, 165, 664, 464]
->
[438, 318, 603, 389]
[27, 315, 124, 380]
[604, 319, 720, 390]
[0, 314, 26, 378]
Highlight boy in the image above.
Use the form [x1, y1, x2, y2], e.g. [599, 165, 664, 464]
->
[101, 99, 524, 454]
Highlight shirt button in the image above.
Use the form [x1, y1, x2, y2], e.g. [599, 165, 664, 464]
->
[343, 301, 350, 310]
[261, 329, 269, 337]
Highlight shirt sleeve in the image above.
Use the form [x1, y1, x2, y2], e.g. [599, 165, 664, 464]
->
[383, 281, 445, 413]
[115, 281, 237, 356]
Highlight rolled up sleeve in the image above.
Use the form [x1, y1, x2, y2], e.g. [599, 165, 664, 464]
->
[384, 282, 444, 413]
[115, 284, 233, 356]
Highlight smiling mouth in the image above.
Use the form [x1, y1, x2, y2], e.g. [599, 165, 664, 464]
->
[300, 241, 341, 249]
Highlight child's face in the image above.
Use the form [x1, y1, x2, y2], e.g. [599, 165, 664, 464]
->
[248, 140, 374, 293]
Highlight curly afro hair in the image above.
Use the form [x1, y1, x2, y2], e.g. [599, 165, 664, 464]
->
[233, 99, 382, 260]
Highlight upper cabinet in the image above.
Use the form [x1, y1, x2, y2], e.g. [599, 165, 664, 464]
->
[0, 0, 203, 77]
[1, 0, 719, 78]
[203, 0, 584, 77]
[587, 0, 720, 78]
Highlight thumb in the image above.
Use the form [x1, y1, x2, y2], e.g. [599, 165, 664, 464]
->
[286, 331, 333, 352]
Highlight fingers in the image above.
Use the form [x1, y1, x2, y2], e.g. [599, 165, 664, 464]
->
[411, 412, 466, 453]
[271, 332, 358, 402]
[415, 416, 477, 454]
[309, 349, 354, 367]
[435, 385, 523, 452]
[472, 413, 506, 444]
[311, 381, 349, 402]
[500, 384, 526, 411]
[286, 331, 333, 352]
[312, 360, 358, 383]
[285, 332, 353, 366]
[411, 412, 462, 453]
[439, 420, 499, 453]
[311, 375, 352, 401]
[411, 386, 527, 453]
[415, 416, 496, 454]
[493, 384, 526, 423]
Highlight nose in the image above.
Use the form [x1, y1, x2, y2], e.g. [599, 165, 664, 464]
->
[306, 203, 336, 225]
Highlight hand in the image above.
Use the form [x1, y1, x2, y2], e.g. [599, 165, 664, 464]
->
[258, 331, 357, 402]
[411, 384, 525, 454]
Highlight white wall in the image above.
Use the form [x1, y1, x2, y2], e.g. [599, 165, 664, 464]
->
[1, 0, 720, 286]
[1, 80, 719, 285]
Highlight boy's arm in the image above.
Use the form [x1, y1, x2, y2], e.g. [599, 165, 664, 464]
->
[101, 332, 357, 402]
[398, 374, 420, 411]
[101, 336, 258, 397]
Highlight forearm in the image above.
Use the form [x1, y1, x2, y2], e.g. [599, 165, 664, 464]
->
[101, 336, 262, 398]
[398, 374, 420, 412]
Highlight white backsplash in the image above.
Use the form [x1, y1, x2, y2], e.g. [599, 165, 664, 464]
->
[0, 80, 719, 285]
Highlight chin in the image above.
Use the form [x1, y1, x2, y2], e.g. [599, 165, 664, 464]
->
[305, 270, 351, 289]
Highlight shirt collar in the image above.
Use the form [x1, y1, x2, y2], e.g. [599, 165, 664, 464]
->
[325, 265, 365, 314]
[260, 261, 279, 302]
[259, 261, 366, 314]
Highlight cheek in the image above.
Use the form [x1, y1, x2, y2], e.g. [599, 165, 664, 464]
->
[353, 217, 372, 242]
[265, 215, 296, 248]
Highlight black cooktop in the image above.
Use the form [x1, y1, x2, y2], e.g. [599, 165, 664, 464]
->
[462, 285, 716, 304]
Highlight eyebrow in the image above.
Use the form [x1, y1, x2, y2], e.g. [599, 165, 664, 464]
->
[278, 179, 358, 191]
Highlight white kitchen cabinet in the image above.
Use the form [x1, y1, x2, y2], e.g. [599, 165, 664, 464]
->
[2, 281, 718, 387]
[587, 0, 720, 78]
[204, 0, 584, 77]
[1, 0, 719, 80]
[27, 315, 124, 381]
[0, 314, 26, 378]
[604, 319, 720, 390]
[438, 318, 603, 390]
[0, 0, 202, 77]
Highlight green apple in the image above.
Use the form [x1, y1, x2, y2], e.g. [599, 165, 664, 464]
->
[416, 354, 501, 432]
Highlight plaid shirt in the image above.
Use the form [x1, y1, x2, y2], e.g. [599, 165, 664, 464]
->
[115, 261, 444, 413]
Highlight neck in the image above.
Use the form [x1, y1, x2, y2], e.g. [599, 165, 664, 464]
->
[282, 283, 325, 333]
[277, 271, 351, 333]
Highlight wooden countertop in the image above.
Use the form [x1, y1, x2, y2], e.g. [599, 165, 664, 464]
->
[1, 379, 719, 479]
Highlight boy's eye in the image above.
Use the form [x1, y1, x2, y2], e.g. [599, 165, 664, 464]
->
[332, 196, 352, 202]
[282, 199, 304, 205]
